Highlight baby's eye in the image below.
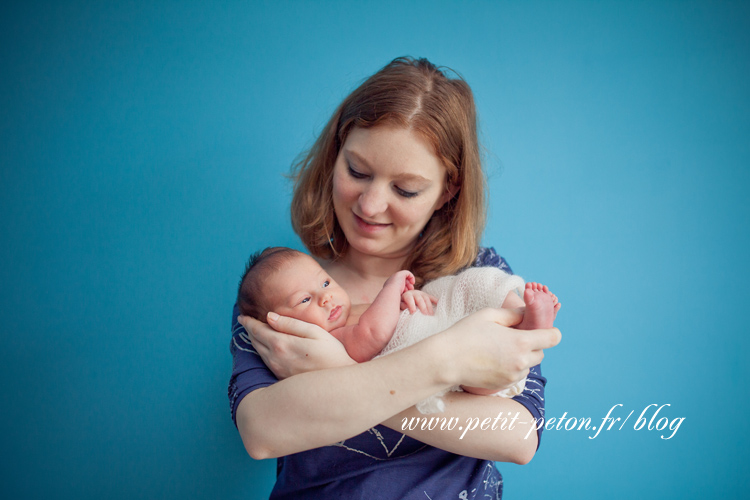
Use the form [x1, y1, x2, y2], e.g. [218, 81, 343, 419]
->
[300, 297, 311, 304]
[323, 280, 330, 288]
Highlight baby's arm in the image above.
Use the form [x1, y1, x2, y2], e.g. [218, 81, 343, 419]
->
[331, 270, 415, 363]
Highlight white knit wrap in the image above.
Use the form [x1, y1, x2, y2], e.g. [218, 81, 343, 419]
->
[376, 266, 526, 414]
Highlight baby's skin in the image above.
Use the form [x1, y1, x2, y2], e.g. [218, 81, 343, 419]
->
[262, 254, 435, 362]
[463, 282, 560, 395]
[264, 253, 561, 391]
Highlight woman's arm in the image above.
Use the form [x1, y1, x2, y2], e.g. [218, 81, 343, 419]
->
[236, 330, 455, 459]
[381, 392, 540, 464]
[235, 308, 560, 460]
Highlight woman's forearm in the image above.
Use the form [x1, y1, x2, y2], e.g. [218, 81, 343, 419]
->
[381, 392, 539, 464]
[237, 308, 557, 460]
[237, 334, 454, 459]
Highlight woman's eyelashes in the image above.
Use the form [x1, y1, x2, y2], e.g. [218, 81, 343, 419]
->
[347, 164, 368, 179]
[347, 163, 419, 198]
[395, 187, 418, 198]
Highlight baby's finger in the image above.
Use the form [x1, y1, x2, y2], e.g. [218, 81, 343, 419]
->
[414, 294, 425, 314]
[407, 294, 417, 314]
[403, 271, 415, 291]
[401, 294, 414, 312]
[420, 295, 432, 315]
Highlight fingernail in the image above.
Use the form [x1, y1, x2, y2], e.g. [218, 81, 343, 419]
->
[268, 312, 279, 321]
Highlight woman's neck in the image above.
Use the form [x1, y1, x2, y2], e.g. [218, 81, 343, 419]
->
[322, 247, 409, 305]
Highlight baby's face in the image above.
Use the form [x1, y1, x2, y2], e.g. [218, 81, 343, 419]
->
[264, 254, 351, 331]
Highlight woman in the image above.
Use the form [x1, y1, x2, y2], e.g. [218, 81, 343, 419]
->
[229, 57, 561, 499]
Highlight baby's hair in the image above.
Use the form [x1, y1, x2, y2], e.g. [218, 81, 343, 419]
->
[237, 247, 305, 321]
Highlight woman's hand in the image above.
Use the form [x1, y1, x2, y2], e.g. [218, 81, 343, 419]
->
[238, 313, 356, 379]
[438, 307, 561, 391]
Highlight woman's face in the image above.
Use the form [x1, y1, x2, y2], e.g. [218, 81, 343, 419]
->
[332, 125, 453, 260]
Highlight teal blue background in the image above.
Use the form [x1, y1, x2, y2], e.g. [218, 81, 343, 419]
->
[2, 1, 748, 498]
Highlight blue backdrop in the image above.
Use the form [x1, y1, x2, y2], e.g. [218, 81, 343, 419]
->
[2, 1, 748, 498]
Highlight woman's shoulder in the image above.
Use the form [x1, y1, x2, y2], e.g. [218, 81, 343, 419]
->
[473, 246, 514, 274]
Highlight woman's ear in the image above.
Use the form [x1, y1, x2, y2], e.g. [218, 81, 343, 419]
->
[437, 183, 460, 210]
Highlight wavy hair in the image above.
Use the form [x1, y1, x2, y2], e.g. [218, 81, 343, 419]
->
[290, 57, 486, 286]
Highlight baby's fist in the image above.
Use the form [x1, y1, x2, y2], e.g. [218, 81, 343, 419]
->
[386, 270, 415, 293]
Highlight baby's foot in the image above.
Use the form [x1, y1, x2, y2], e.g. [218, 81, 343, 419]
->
[516, 282, 560, 330]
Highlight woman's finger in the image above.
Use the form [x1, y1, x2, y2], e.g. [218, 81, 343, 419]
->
[238, 315, 271, 350]
[524, 327, 562, 350]
[251, 336, 273, 362]
[526, 348, 545, 367]
[478, 306, 524, 327]
[266, 312, 330, 339]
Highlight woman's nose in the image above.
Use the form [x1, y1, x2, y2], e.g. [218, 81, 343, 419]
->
[358, 183, 387, 218]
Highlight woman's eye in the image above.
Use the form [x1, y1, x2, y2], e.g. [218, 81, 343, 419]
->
[323, 280, 330, 288]
[348, 165, 368, 179]
[395, 187, 418, 198]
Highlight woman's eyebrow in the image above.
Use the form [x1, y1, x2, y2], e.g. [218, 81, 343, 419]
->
[344, 149, 372, 168]
[344, 149, 431, 183]
[396, 172, 431, 183]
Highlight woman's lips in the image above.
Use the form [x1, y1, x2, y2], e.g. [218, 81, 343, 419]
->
[328, 305, 342, 322]
[353, 213, 390, 233]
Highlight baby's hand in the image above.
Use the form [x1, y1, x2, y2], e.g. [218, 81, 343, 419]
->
[385, 270, 416, 293]
[401, 290, 438, 315]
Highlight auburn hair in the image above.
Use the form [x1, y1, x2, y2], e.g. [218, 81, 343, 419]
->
[290, 57, 486, 286]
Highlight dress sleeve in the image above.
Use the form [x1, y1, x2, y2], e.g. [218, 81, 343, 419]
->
[474, 247, 548, 449]
[227, 303, 278, 427]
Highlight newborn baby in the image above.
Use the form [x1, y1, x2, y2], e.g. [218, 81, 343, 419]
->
[238, 247, 560, 412]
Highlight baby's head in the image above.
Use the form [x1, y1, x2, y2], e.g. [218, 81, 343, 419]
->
[237, 247, 351, 331]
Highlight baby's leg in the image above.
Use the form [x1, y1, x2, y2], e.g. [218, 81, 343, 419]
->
[463, 282, 560, 396]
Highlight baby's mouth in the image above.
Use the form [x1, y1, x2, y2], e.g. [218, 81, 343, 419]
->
[328, 305, 342, 322]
